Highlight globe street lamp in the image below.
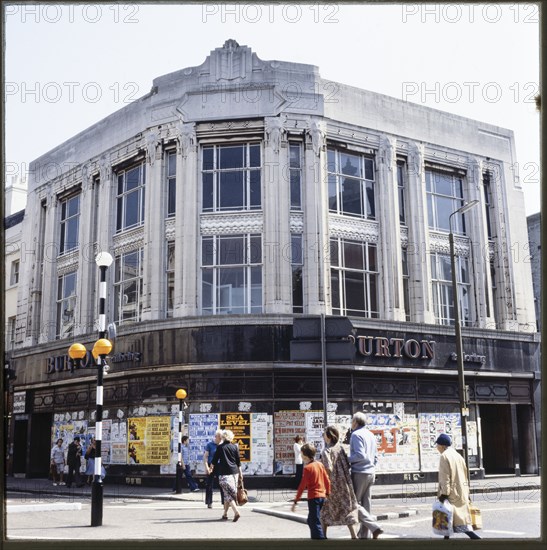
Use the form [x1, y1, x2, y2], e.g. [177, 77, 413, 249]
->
[448, 199, 479, 483]
[67, 251, 113, 527]
[175, 388, 187, 494]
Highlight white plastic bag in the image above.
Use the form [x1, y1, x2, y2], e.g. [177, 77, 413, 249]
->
[432, 499, 454, 537]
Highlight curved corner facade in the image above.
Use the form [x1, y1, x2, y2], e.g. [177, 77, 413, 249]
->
[8, 40, 540, 484]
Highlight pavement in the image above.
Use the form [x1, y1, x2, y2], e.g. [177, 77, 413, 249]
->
[6, 474, 540, 524]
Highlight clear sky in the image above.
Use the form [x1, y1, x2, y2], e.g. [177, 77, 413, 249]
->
[4, 2, 541, 215]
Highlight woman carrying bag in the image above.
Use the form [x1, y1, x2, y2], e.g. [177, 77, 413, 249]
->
[211, 429, 243, 522]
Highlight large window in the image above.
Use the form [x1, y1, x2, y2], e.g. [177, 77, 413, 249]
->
[60, 194, 80, 254]
[202, 143, 261, 212]
[56, 271, 77, 339]
[426, 169, 468, 233]
[291, 234, 303, 313]
[166, 242, 175, 317]
[328, 148, 375, 219]
[431, 252, 470, 326]
[166, 151, 176, 218]
[202, 234, 262, 314]
[114, 249, 143, 323]
[116, 164, 145, 232]
[330, 238, 378, 318]
[289, 142, 302, 210]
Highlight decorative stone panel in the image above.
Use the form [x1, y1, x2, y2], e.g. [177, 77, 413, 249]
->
[429, 231, 471, 257]
[329, 215, 379, 243]
[113, 227, 145, 255]
[200, 212, 263, 235]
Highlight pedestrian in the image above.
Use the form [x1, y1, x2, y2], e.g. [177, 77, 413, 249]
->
[203, 430, 224, 509]
[293, 435, 304, 488]
[50, 438, 66, 486]
[435, 433, 481, 539]
[66, 436, 84, 488]
[181, 435, 200, 492]
[349, 412, 383, 539]
[320, 425, 382, 539]
[291, 443, 330, 540]
[211, 429, 243, 522]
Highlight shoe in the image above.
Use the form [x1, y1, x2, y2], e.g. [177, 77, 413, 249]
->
[373, 528, 384, 539]
[52, 483, 58, 486]
[59, 482, 66, 486]
[221, 515, 228, 521]
[208, 504, 213, 509]
[233, 513, 240, 523]
[191, 488, 200, 492]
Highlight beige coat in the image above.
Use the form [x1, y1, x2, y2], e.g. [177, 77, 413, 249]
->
[437, 446, 471, 527]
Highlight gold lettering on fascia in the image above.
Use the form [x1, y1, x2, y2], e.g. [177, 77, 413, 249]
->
[45, 351, 142, 375]
[357, 336, 435, 360]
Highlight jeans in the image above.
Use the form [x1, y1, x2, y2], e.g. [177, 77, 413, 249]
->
[66, 463, 81, 487]
[307, 498, 326, 539]
[184, 465, 198, 491]
[205, 472, 223, 505]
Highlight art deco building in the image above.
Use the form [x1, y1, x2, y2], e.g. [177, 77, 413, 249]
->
[8, 41, 539, 483]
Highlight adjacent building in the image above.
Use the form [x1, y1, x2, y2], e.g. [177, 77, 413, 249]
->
[8, 41, 540, 484]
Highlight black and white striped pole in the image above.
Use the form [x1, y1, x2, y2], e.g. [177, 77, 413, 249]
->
[91, 251, 113, 526]
[175, 388, 187, 494]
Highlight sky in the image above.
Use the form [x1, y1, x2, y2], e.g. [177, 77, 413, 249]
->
[4, 2, 541, 215]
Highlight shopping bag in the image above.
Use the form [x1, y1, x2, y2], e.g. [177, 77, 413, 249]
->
[432, 499, 454, 536]
[470, 504, 482, 530]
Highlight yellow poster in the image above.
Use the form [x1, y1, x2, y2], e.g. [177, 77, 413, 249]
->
[127, 416, 171, 465]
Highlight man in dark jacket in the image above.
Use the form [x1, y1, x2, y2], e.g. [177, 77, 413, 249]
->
[66, 436, 84, 488]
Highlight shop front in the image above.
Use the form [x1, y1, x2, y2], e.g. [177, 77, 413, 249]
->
[8, 321, 540, 485]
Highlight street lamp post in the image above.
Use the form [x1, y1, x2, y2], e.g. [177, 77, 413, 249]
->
[175, 388, 187, 494]
[448, 200, 479, 483]
[67, 251, 113, 527]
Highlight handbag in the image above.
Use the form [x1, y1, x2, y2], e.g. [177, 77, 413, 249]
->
[470, 503, 482, 530]
[432, 499, 454, 537]
[236, 477, 248, 506]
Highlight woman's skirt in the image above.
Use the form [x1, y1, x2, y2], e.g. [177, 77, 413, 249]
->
[219, 474, 238, 503]
[84, 458, 106, 479]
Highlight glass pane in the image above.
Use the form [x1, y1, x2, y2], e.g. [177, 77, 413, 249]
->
[124, 190, 140, 229]
[455, 177, 464, 199]
[219, 146, 244, 170]
[427, 194, 435, 229]
[202, 237, 215, 266]
[250, 235, 262, 264]
[331, 269, 340, 310]
[201, 269, 213, 313]
[434, 172, 452, 196]
[202, 173, 213, 211]
[249, 144, 260, 168]
[459, 257, 469, 283]
[435, 196, 453, 231]
[219, 171, 244, 209]
[122, 280, 137, 319]
[168, 152, 176, 177]
[61, 201, 67, 220]
[289, 144, 301, 168]
[219, 236, 244, 265]
[116, 197, 123, 231]
[167, 243, 175, 271]
[328, 174, 338, 211]
[365, 181, 375, 219]
[340, 152, 361, 177]
[203, 147, 214, 170]
[65, 218, 79, 251]
[117, 174, 124, 195]
[341, 177, 362, 216]
[292, 266, 303, 313]
[68, 196, 79, 217]
[399, 185, 406, 224]
[291, 235, 302, 265]
[430, 254, 437, 279]
[330, 239, 339, 266]
[126, 166, 141, 191]
[290, 170, 301, 209]
[344, 241, 363, 270]
[218, 267, 245, 313]
[364, 158, 374, 180]
[250, 266, 262, 312]
[402, 249, 408, 276]
[57, 277, 63, 300]
[65, 272, 77, 297]
[369, 274, 378, 316]
[345, 271, 365, 314]
[439, 254, 452, 281]
[249, 169, 261, 208]
[168, 179, 176, 216]
[368, 244, 377, 272]
[327, 149, 336, 173]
